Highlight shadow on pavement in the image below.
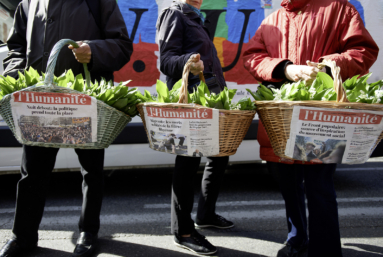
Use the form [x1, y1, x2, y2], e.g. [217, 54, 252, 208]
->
[213, 246, 269, 257]
[343, 243, 383, 255]
[94, 239, 269, 257]
[23, 247, 69, 257]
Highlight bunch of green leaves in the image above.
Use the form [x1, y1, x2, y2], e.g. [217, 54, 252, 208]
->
[190, 81, 228, 109]
[343, 73, 383, 103]
[0, 67, 142, 117]
[53, 71, 142, 117]
[246, 72, 383, 104]
[230, 97, 256, 110]
[247, 73, 335, 102]
[135, 79, 179, 103]
[84, 78, 142, 117]
[190, 81, 253, 110]
[138, 79, 255, 110]
[0, 67, 43, 100]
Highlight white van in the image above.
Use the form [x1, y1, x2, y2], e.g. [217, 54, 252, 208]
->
[1, 0, 382, 174]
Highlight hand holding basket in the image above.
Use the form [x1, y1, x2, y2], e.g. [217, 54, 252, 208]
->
[0, 39, 131, 149]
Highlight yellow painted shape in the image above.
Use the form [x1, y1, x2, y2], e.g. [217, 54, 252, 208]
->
[213, 37, 226, 71]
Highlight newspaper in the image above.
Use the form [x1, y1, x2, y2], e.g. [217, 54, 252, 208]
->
[0, 115, 5, 127]
[143, 106, 219, 157]
[10, 91, 98, 145]
[285, 106, 383, 164]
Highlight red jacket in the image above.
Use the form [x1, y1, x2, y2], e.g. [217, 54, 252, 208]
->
[243, 0, 379, 164]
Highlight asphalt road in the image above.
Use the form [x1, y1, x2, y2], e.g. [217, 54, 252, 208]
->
[0, 161, 383, 257]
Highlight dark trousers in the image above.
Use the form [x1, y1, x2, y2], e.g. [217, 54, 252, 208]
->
[273, 163, 342, 257]
[171, 155, 229, 235]
[12, 145, 105, 245]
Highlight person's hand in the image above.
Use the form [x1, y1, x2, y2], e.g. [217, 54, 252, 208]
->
[189, 54, 204, 76]
[68, 41, 92, 64]
[306, 61, 327, 73]
[284, 64, 321, 83]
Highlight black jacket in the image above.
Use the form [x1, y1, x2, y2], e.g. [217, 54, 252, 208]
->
[156, 1, 226, 90]
[3, 0, 133, 82]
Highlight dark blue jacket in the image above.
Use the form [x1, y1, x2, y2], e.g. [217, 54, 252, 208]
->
[156, 1, 226, 90]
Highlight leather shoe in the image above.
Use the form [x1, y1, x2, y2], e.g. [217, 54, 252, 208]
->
[0, 239, 37, 257]
[195, 214, 234, 229]
[277, 241, 308, 257]
[72, 232, 98, 257]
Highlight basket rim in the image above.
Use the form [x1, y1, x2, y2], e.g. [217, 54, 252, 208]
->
[254, 100, 383, 110]
[137, 102, 256, 115]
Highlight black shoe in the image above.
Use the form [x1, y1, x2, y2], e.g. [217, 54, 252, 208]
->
[277, 241, 308, 257]
[0, 239, 37, 257]
[174, 230, 217, 255]
[195, 214, 234, 229]
[72, 232, 98, 257]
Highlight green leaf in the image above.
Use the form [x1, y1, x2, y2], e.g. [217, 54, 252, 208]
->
[312, 90, 327, 101]
[343, 75, 359, 90]
[112, 98, 129, 110]
[72, 74, 84, 92]
[317, 72, 334, 89]
[120, 80, 132, 87]
[197, 85, 207, 106]
[228, 89, 237, 101]
[322, 88, 336, 101]
[103, 89, 114, 102]
[24, 69, 32, 86]
[298, 88, 309, 101]
[246, 88, 263, 101]
[357, 73, 372, 84]
[199, 81, 210, 97]
[171, 79, 182, 93]
[223, 89, 230, 110]
[156, 79, 169, 102]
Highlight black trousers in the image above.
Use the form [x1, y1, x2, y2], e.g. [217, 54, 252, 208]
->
[273, 163, 342, 257]
[12, 145, 105, 245]
[171, 155, 229, 235]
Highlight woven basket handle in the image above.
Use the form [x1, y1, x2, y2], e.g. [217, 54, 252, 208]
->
[44, 39, 91, 89]
[178, 54, 205, 104]
[318, 60, 349, 103]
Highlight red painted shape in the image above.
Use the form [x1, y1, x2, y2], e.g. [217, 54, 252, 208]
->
[114, 40, 160, 87]
[222, 41, 258, 85]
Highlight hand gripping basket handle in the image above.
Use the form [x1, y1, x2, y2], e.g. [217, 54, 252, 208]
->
[44, 39, 91, 89]
[318, 60, 349, 103]
[178, 54, 205, 104]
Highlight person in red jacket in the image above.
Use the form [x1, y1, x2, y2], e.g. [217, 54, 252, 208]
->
[243, 0, 379, 256]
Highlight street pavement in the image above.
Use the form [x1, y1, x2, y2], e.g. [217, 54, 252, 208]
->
[0, 161, 382, 257]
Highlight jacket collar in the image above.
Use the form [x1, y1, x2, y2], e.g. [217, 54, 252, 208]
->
[171, 1, 204, 23]
[172, 1, 197, 15]
[281, 0, 310, 12]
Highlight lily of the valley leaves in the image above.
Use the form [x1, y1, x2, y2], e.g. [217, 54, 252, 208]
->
[0, 67, 142, 117]
[136, 79, 256, 111]
[246, 72, 383, 104]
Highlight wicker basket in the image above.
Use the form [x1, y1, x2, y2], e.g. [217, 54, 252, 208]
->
[0, 39, 131, 149]
[255, 61, 383, 160]
[137, 56, 256, 157]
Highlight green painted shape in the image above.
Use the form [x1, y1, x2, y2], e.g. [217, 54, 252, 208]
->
[201, 0, 228, 39]
[201, 0, 227, 9]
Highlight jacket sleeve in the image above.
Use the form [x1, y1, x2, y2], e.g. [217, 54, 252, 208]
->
[157, 9, 195, 79]
[243, 23, 290, 83]
[2, 1, 28, 78]
[320, 3, 379, 80]
[86, 0, 133, 73]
